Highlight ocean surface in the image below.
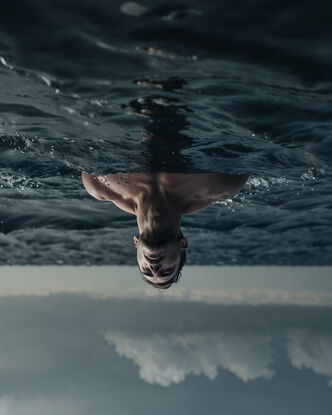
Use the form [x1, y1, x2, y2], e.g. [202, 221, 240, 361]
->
[0, 0, 331, 264]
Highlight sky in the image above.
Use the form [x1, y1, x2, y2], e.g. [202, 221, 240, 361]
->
[0, 266, 332, 305]
[0, 266, 331, 414]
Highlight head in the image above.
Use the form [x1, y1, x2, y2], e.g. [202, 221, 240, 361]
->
[134, 231, 188, 290]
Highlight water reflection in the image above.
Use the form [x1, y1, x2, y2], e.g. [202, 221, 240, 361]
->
[82, 172, 248, 288]
[125, 77, 194, 172]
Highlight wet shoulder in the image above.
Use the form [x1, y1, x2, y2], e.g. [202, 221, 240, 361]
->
[160, 173, 248, 199]
[160, 173, 249, 214]
[82, 172, 126, 201]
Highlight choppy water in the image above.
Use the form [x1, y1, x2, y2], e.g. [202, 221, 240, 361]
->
[0, 0, 331, 264]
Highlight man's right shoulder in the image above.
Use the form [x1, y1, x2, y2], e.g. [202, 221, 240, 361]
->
[82, 172, 117, 201]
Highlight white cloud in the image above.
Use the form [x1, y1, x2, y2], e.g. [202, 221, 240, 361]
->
[104, 330, 274, 387]
[287, 330, 332, 386]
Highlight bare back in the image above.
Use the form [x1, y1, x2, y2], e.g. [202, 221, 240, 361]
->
[82, 172, 248, 215]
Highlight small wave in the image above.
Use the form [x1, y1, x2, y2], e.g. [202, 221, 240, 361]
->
[120, 2, 149, 17]
[0, 170, 41, 192]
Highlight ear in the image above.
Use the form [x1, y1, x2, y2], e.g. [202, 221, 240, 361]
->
[133, 235, 139, 248]
[180, 237, 188, 249]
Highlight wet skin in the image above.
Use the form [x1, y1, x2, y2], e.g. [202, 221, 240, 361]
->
[134, 234, 187, 283]
[82, 172, 248, 283]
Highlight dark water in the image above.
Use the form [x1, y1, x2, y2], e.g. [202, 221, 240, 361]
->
[0, 0, 332, 264]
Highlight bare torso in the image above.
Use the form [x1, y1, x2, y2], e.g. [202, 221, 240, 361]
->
[82, 172, 248, 215]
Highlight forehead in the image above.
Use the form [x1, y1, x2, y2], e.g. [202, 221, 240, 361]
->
[139, 260, 180, 283]
[142, 272, 175, 284]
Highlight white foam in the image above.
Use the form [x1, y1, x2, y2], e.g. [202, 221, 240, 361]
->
[120, 2, 149, 17]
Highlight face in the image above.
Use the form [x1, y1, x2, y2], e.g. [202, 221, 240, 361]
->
[134, 235, 187, 284]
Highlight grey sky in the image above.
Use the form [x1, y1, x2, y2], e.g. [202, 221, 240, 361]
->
[0, 266, 332, 305]
[0, 266, 331, 414]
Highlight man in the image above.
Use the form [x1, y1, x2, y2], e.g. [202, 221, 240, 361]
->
[82, 172, 248, 289]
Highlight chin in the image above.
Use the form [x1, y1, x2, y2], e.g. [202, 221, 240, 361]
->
[140, 233, 175, 249]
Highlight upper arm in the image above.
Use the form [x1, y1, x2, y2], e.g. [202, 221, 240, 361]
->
[213, 174, 249, 200]
[183, 174, 249, 215]
[82, 172, 119, 201]
[82, 172, 136, 214]
[183, 200, 216, 215]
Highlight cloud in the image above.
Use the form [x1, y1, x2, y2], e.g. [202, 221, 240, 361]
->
[104, 330, 274, 386]
[287, 330, 332, 386]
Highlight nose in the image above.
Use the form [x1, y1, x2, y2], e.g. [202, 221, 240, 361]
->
[149, 263, 161, 273]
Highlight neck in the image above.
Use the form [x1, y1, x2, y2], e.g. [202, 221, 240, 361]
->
[136, 187, 183, 241]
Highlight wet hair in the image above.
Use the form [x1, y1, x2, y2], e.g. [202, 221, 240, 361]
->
[139, 250, 187, 290]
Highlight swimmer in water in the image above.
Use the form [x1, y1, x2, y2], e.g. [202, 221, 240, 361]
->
[82, 172, 248, 289]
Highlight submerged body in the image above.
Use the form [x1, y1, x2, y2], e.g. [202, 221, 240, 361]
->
[82, 172, 248, 288]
